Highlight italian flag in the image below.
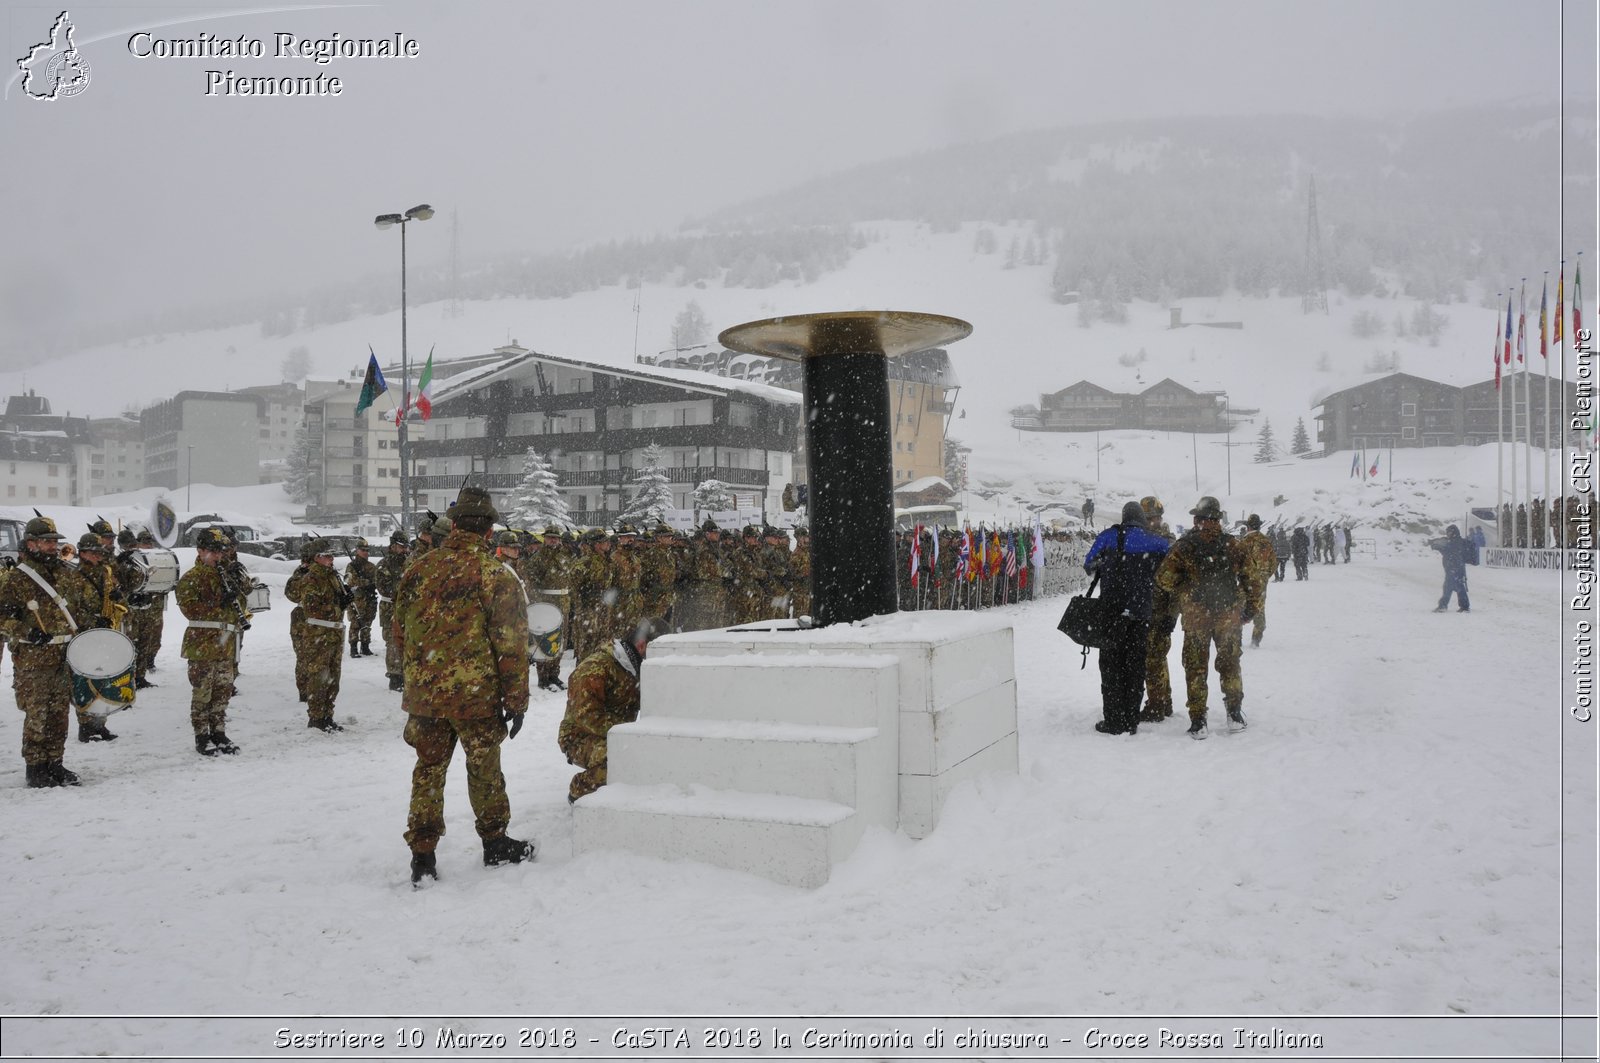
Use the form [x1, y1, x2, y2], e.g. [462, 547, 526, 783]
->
[408, 347, 435, 422]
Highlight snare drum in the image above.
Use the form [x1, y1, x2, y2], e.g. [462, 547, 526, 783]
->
[131, 548, 180, 594]
[246, 582, 271, 612]
[527, 589, 568, 661]
[65, 628, 138, 713]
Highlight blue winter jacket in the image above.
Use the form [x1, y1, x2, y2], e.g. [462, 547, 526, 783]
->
[1083, 523, 1171, 622]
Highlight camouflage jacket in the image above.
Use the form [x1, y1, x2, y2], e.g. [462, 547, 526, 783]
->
[1238, 531, 1278, 585]
[343, 555, 378, 601]
[286, 561, 347, 633]
[522, 544, 571, 593]
[0, 554, 98, 664]
[393, 529, 530, 720]
[374, 551, 407, 600]
[175, 560, 241, 662]
[557, 641, 643, 765]
[75, 555, 127, 627]
[1154, 529, 1263, 619]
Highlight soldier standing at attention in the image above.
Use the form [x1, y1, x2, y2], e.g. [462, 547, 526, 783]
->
[1154, 497, 1263, 740]
[1138, 495, 1177, 723]
[1236, 514, 1278, 649]
[558, 616, 668, 803]
[374, 530, 409, 691]
[286, 539, 350, 733]
[176, 528, 245, 756]
[523, 526, 573, 691]
[69, 531, 128, 742]
[343, 538, 379, 659]
[790, 527, 812, 620]
[131, 529, 169, 685]
[0, 515, 99, 786]
[394, 486, 534, 884]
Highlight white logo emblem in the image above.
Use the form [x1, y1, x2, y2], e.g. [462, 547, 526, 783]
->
[17, 10, 91, 101]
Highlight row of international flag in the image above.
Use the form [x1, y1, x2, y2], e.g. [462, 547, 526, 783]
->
[908, 516, 1047, 588]
[1495, 255, 1583, 390]
[353, 345, 436, 421]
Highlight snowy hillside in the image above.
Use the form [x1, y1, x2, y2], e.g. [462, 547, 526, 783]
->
[2, 221, 1576, 539]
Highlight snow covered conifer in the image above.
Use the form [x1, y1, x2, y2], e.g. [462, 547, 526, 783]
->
[693, 478, 736, 515]
[1291, 417, 1311, 455]
[1254, 419, 1278, 464]
[620, 444, 674, 526]
[282, 424, 314, 502]
[505, 446, 571, 529]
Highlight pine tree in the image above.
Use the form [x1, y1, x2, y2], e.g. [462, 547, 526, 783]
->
[281, 424, 314, 502]
[1254, 419, 1278, 464]
[1291, 416, 1312, 455]
[693, 478, 736, 515]
[504, 446, 572, 530]
[619, 444, 674, 527]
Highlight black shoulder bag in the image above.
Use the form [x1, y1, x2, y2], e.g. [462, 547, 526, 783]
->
[1057, 527, 1125, 668]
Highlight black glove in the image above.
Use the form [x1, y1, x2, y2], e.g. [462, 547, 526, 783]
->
[503, 709, 525, 741]
[1239, 606, 1256, 624]
[27, 627, 52, 645]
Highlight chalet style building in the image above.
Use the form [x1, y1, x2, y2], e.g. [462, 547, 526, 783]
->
[1014, 378, 1227, 433]
[409, 345, 802, 526]
[1315, 372, 1581, 452]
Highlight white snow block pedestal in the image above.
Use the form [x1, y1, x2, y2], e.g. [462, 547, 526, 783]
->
[573, 611, 1017, 887]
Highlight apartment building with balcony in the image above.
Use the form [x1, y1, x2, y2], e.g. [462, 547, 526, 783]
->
[1315, 371, 1582, 452]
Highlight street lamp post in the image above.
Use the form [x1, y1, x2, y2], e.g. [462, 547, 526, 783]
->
[374, 203, 435, 533]
[186, 443, 194, 510]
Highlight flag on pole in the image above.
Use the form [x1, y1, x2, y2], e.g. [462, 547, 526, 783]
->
[1516, 288, 1526, 363]
[1555, 263, 1565, 345]
[909, 525, 922, 588]
[926, 526, 940, 587]
[1350, 451, 1362, 477]
[973, 528, 986, 581]
[353, 346, 387, 416]
[1504, 295, 1513, 364]
[955, 528, 972, 581]
[1030, 513, 1046, 587]
[1493, 302, 1503, 390]
[412, 346, 436, 421]
[1369, 453, 1380, 478]
[988, 531, 1003, 578]
[1576, 257, 1585, 336]
[1003, 532, 1018, 579]
[1539, 277, 1548, 358]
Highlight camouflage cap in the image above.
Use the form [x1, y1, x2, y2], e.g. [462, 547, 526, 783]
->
[1190, 496, 1224, 521]
[654, 522, 675, 537]
[542, 525, 565, 538]
[1140, 495, 1165, 518]
[763, 525, 785, 539]
[494, 530, 523, 548]
[88, 517, 114, 537]
[580, 527, 608, 543]
[700, 518, 719, 533]
[613, 523, 639, 537]
[1244, 513, 1263, 529]
[135, 529, 157, 546]
[388, 529, 410, 546]
[76, 532, 106, 552]
[794, 526, 810, 538]
[117, 528, 137, 548]
[742, 525, 761, 537]
[310, 538, 334, 556]
[431, 516, 454, 537]
[351, 537, 370, 554]
[452, 485, 499, 523]
[196, 528, 229, 551]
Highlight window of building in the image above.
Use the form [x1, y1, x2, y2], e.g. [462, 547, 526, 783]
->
[1400, 403, 1416, 416]
[28, 486, 37, 498]
[5, 485, 13, 497]
[260, 429, 271, 439]
[48, 486, 59, 498]
[1401, 427, 1417, 440]
[377, 495, 388, 506]
[48, 465, 59, 477]
[727, 402, 755, 428]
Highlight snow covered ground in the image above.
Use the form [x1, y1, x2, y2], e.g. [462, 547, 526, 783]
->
[0, 528, 1587, 1057]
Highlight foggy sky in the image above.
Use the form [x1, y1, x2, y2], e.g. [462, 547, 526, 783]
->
[1, 0, 1591, 354]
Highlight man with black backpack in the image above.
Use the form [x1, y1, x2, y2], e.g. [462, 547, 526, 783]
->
[1082, 501, 1170, 736]
[1154, 497, 1264, 740]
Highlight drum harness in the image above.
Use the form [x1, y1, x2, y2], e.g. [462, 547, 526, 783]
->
[16, 563, 78, 646]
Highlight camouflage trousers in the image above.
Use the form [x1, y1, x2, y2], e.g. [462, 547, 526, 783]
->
[535, 658, 562, 687]
[403, 714, 510, 853]
[13, 657, 71, 766]
[1248, 601, 1267, 645]
[295, 630, 343, 722]
[187, 659, 237, 737]
[559, 731, 608, 803]
[379, 600, 401, 678]
[348, 597, 376, 649]
[1143, 616, 1176, 716]
[1180, 609, 1244, 719]
[129, 605, 164, 680]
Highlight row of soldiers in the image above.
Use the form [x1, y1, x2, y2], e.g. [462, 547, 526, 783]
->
[1497, 495, 1593, 549]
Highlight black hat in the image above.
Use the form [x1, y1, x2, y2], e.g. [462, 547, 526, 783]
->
[452, 486, 498, 523]
[1120, 501, 1147, 527]
[1190, 496, 1224, 521]
[1244, 514, 1262, 529]
[117, 528, 137, 548]
[389, 529, 410, 546]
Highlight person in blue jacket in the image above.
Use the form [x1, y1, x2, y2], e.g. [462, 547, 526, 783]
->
[1083, 501, 1172, 735]
[1430, 525, 1474, 613]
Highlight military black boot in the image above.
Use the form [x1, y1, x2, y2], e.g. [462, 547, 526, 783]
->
[361, 642, 373, 656]
[482, 835, 537, 866]
[196, 735, 219, 757]
[135, 676, 156, 689]
[210, 732, 241, 754]
[48, 762, 81, 786]
[25, 763, 59, 788]
[350, 644, 361, 659]
[78, 721, 117, 742]
[309, 718, 345, 733]
[387, 674, 404, 691]
[410, 850, 437, 885]
[1187, 714, 1209, 741]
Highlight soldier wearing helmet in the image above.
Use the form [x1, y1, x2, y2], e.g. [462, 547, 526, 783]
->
[69, 532, 128, 742]
[375, 528, 411, 691]
[285, 537, 350, 732]
[1138, 495, 1178, 723]
[175, 527, 245, 756]
[1152, 496, 1262, 739]
[124, 528, 169, 688]
[1236, 514, 1277, 648]
[343, 537, 379, 659]
[0, 515, 99, 785]
[522, 527, 574, 692]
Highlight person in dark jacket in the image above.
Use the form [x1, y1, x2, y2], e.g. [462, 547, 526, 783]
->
[1082, 501, 1170, 736]
[1290, 526, 1310, 580]
[1431, 525, 1473, 612]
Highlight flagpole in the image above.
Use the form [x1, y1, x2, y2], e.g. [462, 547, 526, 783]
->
[1509, 290, 1518, 539]
[1520, 279, 1531, 545]
[1543, 271, 1551, 541]
[1495, 294, 1504, 545]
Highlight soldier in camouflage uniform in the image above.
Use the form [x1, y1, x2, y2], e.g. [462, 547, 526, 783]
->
[558, 616, 668, 802]
[790, 527, 812, 619]
[761, 526, 793, 619]
[287, 540, 318, 703]
[0, 516, 99, 786]
[1154, 496, 1264, 739]
[522, 526, 573, 691]
[176, 528, 246, 755]
[569, 530, 610, 663]
[639, 523, 681, 629]
[374, 530, 409, 691]
[1236, 514, 1278, 648]
[729, 526, 769, 625]
[681, 520, 730, 631]
[607, 525, 644, 644]
[285, 539, 350, 732]
[70, 532, 129, 742]
[343, 538, 379, 658]
[1139, 495, 1178, 722]
[116, 530, 157, 690]
[394, 486, 534, 884]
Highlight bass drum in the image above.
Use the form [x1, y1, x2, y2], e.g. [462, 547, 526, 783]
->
[65, 628, 138, 713]
[131, 549, 180, 594]
[527, 590, 568, 662]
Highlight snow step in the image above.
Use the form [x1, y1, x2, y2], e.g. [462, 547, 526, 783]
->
[641, 653, 899, 727]
[608, 719, 894, 819]
[573, 783, 863, 889]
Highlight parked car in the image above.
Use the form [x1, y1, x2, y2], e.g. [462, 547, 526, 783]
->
[0, 516, 24, 568]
